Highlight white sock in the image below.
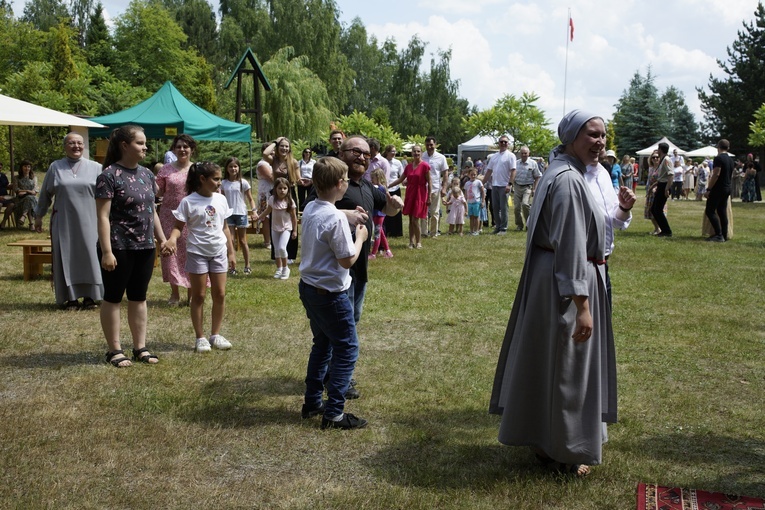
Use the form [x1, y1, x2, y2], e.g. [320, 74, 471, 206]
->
[328, 413, 344, 422]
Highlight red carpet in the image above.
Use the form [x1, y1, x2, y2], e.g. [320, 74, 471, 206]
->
[637, 482, 765, 510]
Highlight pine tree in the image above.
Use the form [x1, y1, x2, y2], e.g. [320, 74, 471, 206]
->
[85, 2, 112, 68]
[698, 2, 765, 153]
[612, 68, 668, 155]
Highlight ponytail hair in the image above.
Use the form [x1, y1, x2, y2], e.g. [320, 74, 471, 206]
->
[186, 161, 220, 194]
[102, 124, 144, 170]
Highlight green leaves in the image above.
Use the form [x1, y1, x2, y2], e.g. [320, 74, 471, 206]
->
[464, 92, 556, 155]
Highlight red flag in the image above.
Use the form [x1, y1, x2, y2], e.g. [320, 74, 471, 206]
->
[569, 17, 574, 41]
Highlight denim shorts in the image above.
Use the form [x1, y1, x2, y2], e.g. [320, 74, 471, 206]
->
[185, 250, 228, 274]
[468, 202, 481, 217]
[226, 214, 248, 228]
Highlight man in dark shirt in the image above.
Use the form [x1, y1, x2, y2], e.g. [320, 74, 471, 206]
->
[704, 139, 734, 242]
[305, 136, 403, 398]
[326, 130, 345, 158]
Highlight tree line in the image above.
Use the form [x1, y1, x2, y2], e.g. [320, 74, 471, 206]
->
[612, 2, 765, 160]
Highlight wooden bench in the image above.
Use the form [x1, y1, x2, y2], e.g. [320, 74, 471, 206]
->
[7, 239, 52, 281]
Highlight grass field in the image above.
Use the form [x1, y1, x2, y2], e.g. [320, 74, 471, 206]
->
[1, 194, 763, 509]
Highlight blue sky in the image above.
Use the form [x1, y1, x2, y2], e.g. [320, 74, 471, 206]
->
[9, 0, 761, 126]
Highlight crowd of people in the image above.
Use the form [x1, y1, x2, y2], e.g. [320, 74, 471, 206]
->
[1, 118, 761, 474]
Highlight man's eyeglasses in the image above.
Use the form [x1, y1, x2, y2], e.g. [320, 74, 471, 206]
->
[343, 148, 371, 159]
[499, 140, 509, 144]
[66, 142, 84, 147]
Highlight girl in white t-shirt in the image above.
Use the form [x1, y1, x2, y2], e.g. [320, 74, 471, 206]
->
[220, 157, 256, 275]
[258, 177, 297, 280]
[164, 162, 235, 353]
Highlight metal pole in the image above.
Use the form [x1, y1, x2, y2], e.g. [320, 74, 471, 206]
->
[563, 8, 570, 117]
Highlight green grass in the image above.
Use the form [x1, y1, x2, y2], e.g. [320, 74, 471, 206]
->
[1, 195, 764, 509]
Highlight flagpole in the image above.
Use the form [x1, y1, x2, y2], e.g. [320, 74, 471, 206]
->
[563, 8, 570, 116]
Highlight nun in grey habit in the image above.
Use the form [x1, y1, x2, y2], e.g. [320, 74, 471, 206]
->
[489, 110, 617, 476]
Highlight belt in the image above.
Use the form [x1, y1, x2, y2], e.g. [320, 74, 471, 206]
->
[535, 245, 607, 265]
[300, 280, 343, 295]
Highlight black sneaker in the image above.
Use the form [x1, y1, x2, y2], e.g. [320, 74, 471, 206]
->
[301, 400, 325, 419]
[320, 413, 368, 430]
[706, 235, 725, 242]
[345, 379, 360, 400]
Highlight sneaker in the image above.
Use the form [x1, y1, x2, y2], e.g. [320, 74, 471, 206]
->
[287, 259, 294, 265]
[368, 253, 376, 260]
[274, 267, 283, 278]
[415, 243, 423, 249]
[320, 413, 368, 430]
[243, 267, 252, 275]
[301, 400, 325, 419]
[497, 230, 507, 235]
[228, 268, 237, 276]
[209, 334, 232, 350]
[345, 379, 360, 399]
[383, 250, 393, 258]
[195, 337, 211, 353]
[706, 234, 725, 242]
[280, 267, 291, 280]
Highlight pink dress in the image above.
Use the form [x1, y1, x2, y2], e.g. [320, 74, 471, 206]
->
[447, 194, 467, 225]
[157, 164, 191, 288]
[402, 161, 430, 219]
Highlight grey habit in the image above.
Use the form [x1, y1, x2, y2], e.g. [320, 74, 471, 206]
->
[488, 152, 617, 466]
[35, 157, 103, 305]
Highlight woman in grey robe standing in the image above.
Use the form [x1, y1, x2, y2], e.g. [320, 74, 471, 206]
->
[34, 132, 103, 310]
[489, 110, 617, 477]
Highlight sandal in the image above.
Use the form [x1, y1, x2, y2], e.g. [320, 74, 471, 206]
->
[535, 453, 590, 477]
[63, 300, 80, 311]
[132, 347, 158, 364]
[81, 297, 98, 310]
[106, 349, 131, 367]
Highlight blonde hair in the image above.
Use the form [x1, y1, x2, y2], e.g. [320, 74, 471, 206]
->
[370, 168, 387, 188]
[312, 157, 348, 194]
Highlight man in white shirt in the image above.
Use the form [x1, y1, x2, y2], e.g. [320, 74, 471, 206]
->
[483, 135, 515, 234]
[364, 138, 390, 182]
[421, 136, 449, 237]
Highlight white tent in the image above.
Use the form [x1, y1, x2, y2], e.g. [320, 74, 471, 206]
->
[636, 136, 686, 156]
[685, 145, 735, 158]
[0, 94, 104, 172]
[457, 134, 504, 169]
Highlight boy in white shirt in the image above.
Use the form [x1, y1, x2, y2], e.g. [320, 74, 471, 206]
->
[299, 157, 368, 430]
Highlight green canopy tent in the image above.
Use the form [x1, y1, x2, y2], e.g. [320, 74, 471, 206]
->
[88, 81, 251, 142]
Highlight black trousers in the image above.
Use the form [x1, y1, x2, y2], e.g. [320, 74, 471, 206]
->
[651, 182, 672, 235]
[705, 189, 730, 239]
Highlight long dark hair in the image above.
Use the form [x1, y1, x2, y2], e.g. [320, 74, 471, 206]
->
[102, 125, 144, 169]
[186, 161, 220, 194]
[223, 157, 241, 182]
[17, 159, 34, 178]
[271, 176, 295, 212]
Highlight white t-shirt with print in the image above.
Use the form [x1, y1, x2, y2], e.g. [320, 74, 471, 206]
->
[173, 192, 232, 257]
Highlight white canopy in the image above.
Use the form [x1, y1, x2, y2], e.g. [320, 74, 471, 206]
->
[0, 94, 104, 172]
[457, 134, 507, 169]
[685, 145, 735, 158]
[636, 137, 686, 156]
[0, 94, 104, 128]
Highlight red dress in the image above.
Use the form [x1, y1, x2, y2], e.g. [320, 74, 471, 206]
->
[402, 161, 430, 219]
